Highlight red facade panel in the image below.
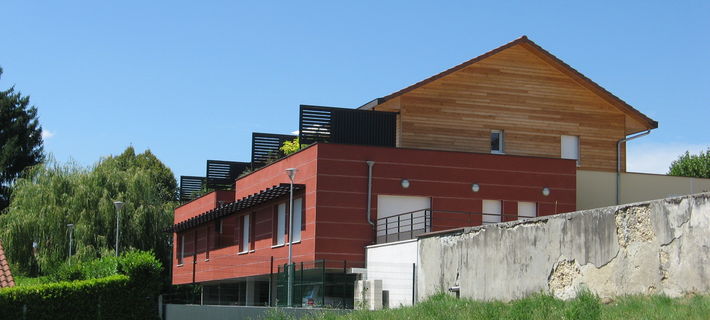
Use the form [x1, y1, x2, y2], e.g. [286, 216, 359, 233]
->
[172, 143, 576, 285]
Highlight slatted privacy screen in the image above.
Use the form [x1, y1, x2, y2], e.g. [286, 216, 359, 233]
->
[251, 133, 297, 168]
[206, 160, 250, 189]
[299, 105, 397, 147]
[179, 176, 206, 202]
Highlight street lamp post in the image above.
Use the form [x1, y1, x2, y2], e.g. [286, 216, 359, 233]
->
[285, 168, 297, 307]
[113, 201, 124, 257]
[67, 224, 74, 265]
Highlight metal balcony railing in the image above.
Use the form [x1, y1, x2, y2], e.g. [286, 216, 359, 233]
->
[375, 209, 525, 244]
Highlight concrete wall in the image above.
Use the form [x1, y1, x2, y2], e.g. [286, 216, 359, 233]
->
[165, 304, 349, 320]
[577, 170, 710, 210]
[417, 193, 710, 301]
[365, 239, 417, 308]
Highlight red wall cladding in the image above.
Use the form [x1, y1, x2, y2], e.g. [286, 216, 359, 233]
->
[313, 144, 576, 265]
[173, 147, 318, 285]
[174, 190, 235, 224]
[172, 143, 576, 285]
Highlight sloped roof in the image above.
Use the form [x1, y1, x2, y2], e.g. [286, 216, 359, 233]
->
[359, 36, 657, 132]
[0, 240, 15, 288]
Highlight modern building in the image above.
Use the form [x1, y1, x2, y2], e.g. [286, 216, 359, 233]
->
[169, 36, 704, 307]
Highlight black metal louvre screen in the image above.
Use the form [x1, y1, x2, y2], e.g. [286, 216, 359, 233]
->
[251, 133, 297, 168]
[299, 105, 396, 147]
[179, 176, 206, 202]
[206, 160, 250, 189]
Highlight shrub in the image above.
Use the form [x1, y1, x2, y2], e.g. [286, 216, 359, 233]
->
[0, 250, 162, 319]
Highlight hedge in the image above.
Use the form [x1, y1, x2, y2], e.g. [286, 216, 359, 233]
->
[0, 250, 162, 320]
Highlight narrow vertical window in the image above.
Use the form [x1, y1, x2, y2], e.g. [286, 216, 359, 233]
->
[561, 135, 580, 165]
[482, 200, 502, 224]
[491, 130, 504, 154]
[241, 215, 250, 253]
[292, 198, 303, 243]
[178, 234, 185, 265]
[276, 203, 286, 245]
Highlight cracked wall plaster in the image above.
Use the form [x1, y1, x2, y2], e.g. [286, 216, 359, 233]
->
[417, 193, 710, 302]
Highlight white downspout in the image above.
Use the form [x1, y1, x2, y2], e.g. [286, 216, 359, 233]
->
[616, 130, 651, 204]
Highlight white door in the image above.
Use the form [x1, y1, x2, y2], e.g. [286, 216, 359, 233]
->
[377, 195, 431, 238]
[482, 200, 501, 224]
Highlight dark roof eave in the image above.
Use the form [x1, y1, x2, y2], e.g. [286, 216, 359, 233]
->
[167, 183, 305, 233]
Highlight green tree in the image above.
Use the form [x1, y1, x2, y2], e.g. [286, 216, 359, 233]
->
[0, 67, 44, 212]
[668, 149, 710, 178]
[0, 147, 177, 275]
[280, 137, 306, 155]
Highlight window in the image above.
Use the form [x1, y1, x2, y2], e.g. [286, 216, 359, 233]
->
[561, 135, 580, 165]
[276, 203, 286, 246]
[178, 234, 185, 265]
[213, 220, 223, 249]
[491, 130, 504, 154]
[482, 200, 501, 224]
[240, 215, 251, 253]
[292, 198, 303, 243]
[518, 202, 537, 219]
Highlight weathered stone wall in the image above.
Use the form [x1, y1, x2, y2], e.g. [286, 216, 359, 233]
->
[417, 193, 710, 301]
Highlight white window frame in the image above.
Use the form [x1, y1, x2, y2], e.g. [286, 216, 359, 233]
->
[240, 215, 250, 254]
[517, 201, 537, 219]
[276, 203, 286, 246]
[491, 130, 504, 154]
[292, 198, 303, 243]
[179, 234, 185, 265]
[561, 135, 580, 166]
[482, 200, 502, 224]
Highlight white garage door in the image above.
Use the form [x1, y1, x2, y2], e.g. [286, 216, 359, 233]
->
[377, 195, 431, 239]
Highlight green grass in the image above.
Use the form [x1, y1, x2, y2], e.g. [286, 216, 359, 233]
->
[267, 291, 710, 320]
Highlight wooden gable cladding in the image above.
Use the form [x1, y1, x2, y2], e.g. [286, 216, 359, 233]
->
[376, 44, 629, 172]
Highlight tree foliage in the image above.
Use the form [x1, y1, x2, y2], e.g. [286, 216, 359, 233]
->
[280, 137, 306, 155]
[0, 147, 177, 275]
[0, 67, 44, 212]
[668, 149, 710, 178]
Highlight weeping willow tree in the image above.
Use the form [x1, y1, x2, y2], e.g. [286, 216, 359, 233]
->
[0, 147, 177, 275]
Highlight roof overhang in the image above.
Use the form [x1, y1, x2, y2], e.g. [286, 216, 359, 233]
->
[169, 183, 305, 233]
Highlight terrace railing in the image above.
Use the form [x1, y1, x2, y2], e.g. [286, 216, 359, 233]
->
[299, 105, 397, 147]
[375, 209, 524, 244]
[206, 160, 250, 189]
[179, 175, 207, 202]
[251, 132, 297, 168]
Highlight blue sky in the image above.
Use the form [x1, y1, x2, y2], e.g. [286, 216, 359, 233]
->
[1, 1, 708, 177]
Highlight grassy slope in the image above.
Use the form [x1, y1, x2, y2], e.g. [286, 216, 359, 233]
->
[268, 292, 710, 320]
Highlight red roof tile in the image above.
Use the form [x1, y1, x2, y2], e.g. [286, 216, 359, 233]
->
[0, 240, 15, 288]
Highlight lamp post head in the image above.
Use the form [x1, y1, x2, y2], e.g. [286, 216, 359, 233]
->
[285, 168, 297, 182]
[67, 224, 74, 229]
[113, 201, 124, 211]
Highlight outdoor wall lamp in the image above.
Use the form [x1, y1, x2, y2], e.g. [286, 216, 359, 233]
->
[542, 187, 551, 196]
[401, 179, 410, 189]
[471, 183, 480, 192]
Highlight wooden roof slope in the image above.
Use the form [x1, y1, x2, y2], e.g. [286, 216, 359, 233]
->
[0, 240, 15, 288]
[359, 36, 658, 135]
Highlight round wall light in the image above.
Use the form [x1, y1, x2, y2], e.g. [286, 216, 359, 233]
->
[471, 183, 480, 192]
[401, 179, 410, 189]
[542, 187, 551, 196]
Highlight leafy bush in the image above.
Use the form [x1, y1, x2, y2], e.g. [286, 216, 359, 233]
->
[0, 250, 162, 319]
